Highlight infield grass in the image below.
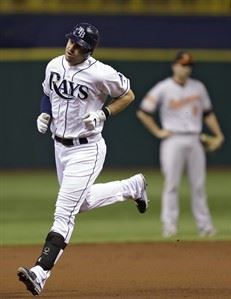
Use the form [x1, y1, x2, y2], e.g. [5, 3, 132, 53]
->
[1, 168, 230, 245]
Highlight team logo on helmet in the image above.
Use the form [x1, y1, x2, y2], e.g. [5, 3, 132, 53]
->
[74, 26, 85, 38]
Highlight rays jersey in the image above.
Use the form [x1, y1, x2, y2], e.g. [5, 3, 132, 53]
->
[140, 77, 212, 133]
[42, 55, 130, 138]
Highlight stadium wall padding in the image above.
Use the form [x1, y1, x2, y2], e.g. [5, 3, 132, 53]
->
[1, 15, 231, 49]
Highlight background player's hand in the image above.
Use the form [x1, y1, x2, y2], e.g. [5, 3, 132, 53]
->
[37, 113, 51, 134]
[83, 110, 106, 130]
[156, 129, 172, 139]
[200, 133, 224, 152]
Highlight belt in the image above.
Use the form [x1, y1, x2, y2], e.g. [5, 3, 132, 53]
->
[173, 132, 199, 135]
[54, 135, 88, 147]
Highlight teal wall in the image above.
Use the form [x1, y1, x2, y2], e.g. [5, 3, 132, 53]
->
[1, 60, 230, 168]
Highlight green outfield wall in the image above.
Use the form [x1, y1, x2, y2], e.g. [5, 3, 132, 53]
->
[1, 59, 230, 168]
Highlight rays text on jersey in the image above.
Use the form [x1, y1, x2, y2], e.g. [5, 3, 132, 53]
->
[49, 71, 89, 100]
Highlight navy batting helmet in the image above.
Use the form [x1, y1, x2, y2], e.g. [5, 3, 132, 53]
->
[65, 23, 100, 54]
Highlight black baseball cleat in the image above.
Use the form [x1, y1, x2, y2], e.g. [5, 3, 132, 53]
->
[17, 266, 42, 296]
[135, 174, 149, 214]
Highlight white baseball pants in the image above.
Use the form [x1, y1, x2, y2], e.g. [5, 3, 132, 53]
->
[160, 134, 214, 232]
[51, 137, 138, 243]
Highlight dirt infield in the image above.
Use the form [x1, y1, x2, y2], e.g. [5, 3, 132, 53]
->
[1, 241, 231, 299]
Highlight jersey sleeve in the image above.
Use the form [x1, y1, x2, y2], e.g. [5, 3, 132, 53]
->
[42, 61, 52, 97]
[100, 65, 130, 98]
[139, 81, 163, 114]
[199, 82, 213, 111]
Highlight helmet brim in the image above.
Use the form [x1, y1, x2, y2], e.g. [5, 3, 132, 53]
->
[65, 33, 91, 51]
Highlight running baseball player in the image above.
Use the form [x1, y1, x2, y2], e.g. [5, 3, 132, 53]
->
[137, 51, 224, 238]
[17, 23, 148, 296]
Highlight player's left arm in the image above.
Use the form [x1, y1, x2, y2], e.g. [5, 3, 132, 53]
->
[83, 89, 135, 130]
[199, 82, 224, 151]
[200, 111, 225, 151]
[203, 111, 224, 141]
[83, 69, 134, 129]
[107, 89, 135, 115]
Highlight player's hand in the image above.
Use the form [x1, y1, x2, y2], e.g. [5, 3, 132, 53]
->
[83, 110, 106, 130]
[200, 134, 224, 152]
[37, 113, 51, 134]
[156, 129, 172, 139]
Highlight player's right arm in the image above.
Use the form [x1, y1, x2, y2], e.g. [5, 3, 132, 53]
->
[36, 94, 51, 134]
[36, 60, 54, 134]
[136, 109, 171, 139]
[136, 83, 172, 139]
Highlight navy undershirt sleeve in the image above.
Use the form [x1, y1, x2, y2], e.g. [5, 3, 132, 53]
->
[203, 109, 213, 118]
[40, 94, 52, 115]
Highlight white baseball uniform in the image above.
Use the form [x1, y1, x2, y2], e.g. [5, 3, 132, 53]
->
[18, 24, 149, 296]
[140, 77, 215, 233]
[42, 55, 138, 243]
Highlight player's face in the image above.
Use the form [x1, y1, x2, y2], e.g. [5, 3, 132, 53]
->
[65, 39, 87, 65]
[172, 63, 192, 81]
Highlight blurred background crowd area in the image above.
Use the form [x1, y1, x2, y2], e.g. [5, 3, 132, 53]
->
[1, 0, 231, 15]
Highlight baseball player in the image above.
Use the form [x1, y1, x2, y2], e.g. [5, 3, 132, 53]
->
[137, 51, 224, 238]
[17, 23, 148, 296]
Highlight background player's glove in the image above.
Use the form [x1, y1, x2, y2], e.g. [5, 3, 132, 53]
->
[83, 110, 107, 130]
[200, 133, 224, 152]
[37, 113, 51, 134]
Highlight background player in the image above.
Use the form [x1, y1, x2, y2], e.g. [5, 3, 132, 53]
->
[17, 23, 148, 296]
[137, 51, 224, 238]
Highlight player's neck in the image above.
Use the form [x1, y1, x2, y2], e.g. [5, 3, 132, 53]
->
[172, 75, 187, 86]
[65, 55, 87, 66]
[68, 59, 86, 66]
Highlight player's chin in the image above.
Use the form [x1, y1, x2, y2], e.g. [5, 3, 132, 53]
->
[65, 53, 73, 62]
[65, 54, 82, 65]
